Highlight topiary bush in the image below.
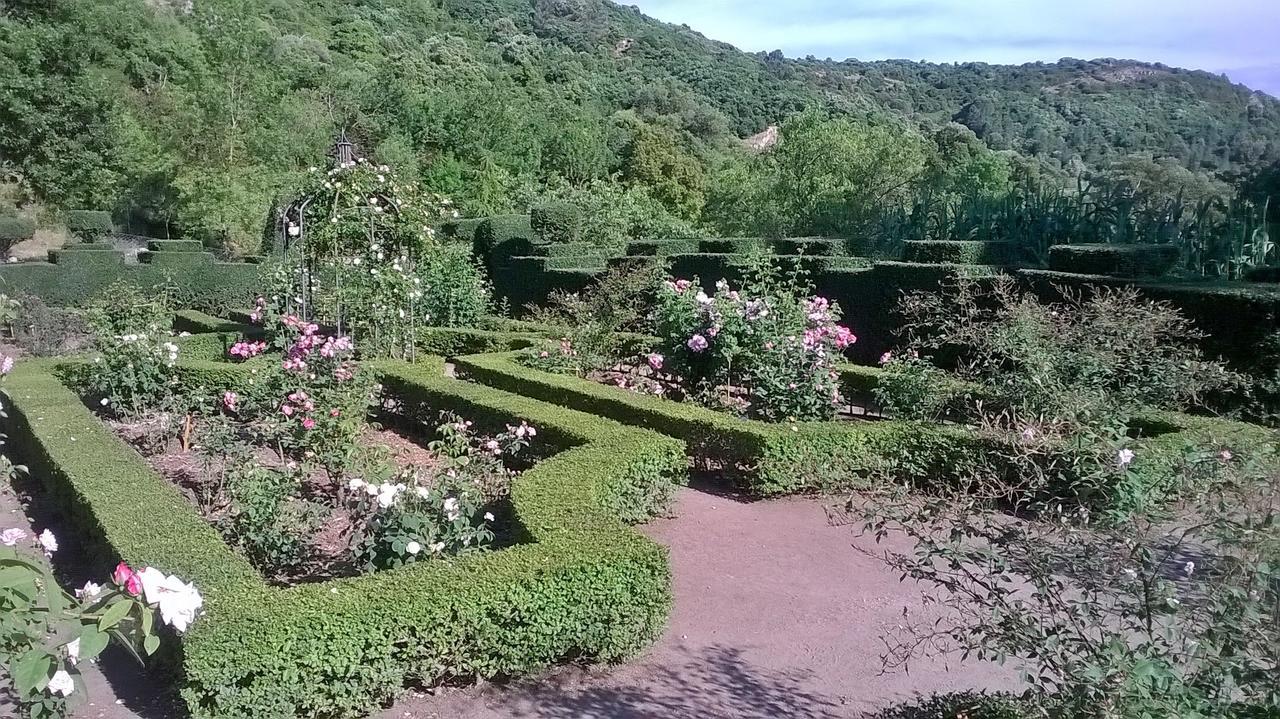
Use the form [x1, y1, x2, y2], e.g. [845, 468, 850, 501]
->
[0, 216, 36, 256]
[65, 210, 114, 243]
[530, 200, 584, 244]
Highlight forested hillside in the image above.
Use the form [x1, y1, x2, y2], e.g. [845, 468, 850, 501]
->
[1, 0, 1278, 253]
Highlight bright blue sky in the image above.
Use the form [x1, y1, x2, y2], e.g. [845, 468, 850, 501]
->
[630, 0, 1280, 96]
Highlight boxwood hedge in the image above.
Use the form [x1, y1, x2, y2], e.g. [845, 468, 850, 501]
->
[1047, 243, 1179, 277]
[455, 351, 1278, 499]
[3, 356, 683, 718]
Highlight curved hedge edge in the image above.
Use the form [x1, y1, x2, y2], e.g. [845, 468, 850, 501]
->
[3, 357, 677, 718]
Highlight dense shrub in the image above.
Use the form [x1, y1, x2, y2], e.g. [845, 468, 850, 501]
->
[0, 216, 36, 256]
[883, 276, 1240, 514]
[65, 210, 114, 243]
[417, 242, 492, 327]
[530, 200, 583, 244]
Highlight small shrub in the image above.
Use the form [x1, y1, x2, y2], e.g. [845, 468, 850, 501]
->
[10, 294, 91, 357]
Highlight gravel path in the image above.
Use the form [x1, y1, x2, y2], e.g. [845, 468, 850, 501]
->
[377, 487, 1014, 719]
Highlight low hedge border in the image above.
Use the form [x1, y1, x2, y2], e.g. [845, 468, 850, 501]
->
[3, 357, 683, 718]
[454, 351, 994, 495]
[173, 310, 260, 337]
[456, 351, 1278, 499]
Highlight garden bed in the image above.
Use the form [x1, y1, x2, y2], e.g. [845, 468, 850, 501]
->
[95, 402, 533, 586]
[2, 356, 685, 718]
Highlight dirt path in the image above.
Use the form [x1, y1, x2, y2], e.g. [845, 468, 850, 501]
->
[3, 482, 1013, 718]
[378, 488, 1015, 719]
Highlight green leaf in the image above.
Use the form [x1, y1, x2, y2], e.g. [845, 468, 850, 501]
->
[12, 649, 53, 694]
[143, 634, 160, 656]
[97, 598, 132, 631]
[77, 627, 110, 663]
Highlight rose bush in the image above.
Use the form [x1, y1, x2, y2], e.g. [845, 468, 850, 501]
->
[652, 276, 855, 421]
[1, 530, 202, 719]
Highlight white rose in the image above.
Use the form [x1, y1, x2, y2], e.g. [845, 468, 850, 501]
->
[138, 568, 204, 633]
[406, 541, 421, 555]
[38, 529, 58, 554]
[47, 669, 74, 697]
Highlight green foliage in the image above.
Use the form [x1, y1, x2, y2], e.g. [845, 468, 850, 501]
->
[64, 210, 113, 243]
[6, 0, 1274, 257]
[529, 200, 583, 244]
[0, 216, 36, 255]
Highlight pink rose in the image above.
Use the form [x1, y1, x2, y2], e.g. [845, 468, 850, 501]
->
[686, 334, 708, 353]
[301, 418, 316, 430]
[113, 562, 142, 596]
[281, 404, 295, 417]
[222, 391, 239, 411]
[647, 353, 664, 370]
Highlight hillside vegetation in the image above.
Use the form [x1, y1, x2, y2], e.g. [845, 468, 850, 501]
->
[1, 0, 1278, 253]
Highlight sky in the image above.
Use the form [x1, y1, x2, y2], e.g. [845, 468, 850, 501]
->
[629, 0, 1280, 97]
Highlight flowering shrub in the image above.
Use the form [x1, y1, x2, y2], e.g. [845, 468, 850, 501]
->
[1, 529, 201, 719]
[80, 284, 180, 417]
[226, 316, 376, 475]
[652, 276, 856, 421]
[344, 413, 532, 570]
[347, 470, 494, 571]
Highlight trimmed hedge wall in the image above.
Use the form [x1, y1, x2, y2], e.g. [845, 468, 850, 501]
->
[415, 326, 542, 356]
[454, 351, 991, 495]
[3, 358, 683, 718]
[625, 239, 698, 256]
[0, 244, 263, 314]
[903, 240, 1013, 266]
[1245, 266, 1280, 283]
[1047, 243, 1179, 277]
